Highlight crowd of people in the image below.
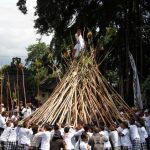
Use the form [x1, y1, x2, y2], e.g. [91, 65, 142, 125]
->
[0, 103, 149, 150]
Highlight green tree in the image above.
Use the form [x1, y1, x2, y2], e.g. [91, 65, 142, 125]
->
[17, 0, 150, 106]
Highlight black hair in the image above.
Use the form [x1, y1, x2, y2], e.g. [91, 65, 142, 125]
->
[44, 124, 51, 131]
[84, 124, 90, 132]
[61, 123, 65, 128]
[139, 119, 145, 127]
[93, 126, 100, 133]
[122, 121, 129, 129]
[78, 121, 84, 126]
[64, 127, 70, 133]
[32, 125, 39, 134]
[81, 132, 88, 140]
[129, 118, 135, 125]
[53, 124, 59, 131]
[99, 125, 105, 131]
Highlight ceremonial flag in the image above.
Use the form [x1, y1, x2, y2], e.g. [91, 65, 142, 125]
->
[129, 51, 143, 109]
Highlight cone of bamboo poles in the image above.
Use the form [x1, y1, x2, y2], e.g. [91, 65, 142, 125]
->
[24, 53, 133, 127]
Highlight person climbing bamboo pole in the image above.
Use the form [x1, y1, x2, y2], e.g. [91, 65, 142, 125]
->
[73, 29, 85, 58]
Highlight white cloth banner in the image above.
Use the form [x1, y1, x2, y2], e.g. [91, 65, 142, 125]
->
[129, 51, 143, 109]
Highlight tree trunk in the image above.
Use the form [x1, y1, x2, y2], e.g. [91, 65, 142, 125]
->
[22, 68, 27, 106]
[16, 67, 19, 108]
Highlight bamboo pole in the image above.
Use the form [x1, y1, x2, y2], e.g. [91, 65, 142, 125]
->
[7, 73, 13, 112]
[22, 68, 27, 106]
[16, 67, 19, 109]
[24, 54, 133, 127]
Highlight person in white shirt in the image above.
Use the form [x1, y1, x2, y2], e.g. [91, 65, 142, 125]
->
[73, 29, 85, 58]
[144, 110, 150, 136]
[0, 112, 6, 135]
[60, 123, 65, 136]
[7, 122, 18, 149]
[109, 125, 121, 150]
[50, 124, 60, 141]
[0, 121, 12, 144]
[62, 126, 75, 150]
[50, 130, 67, 150]
[74, 121, 85, 142]
[0, 120, 17, 149]
[22, 104, 32, 119]
[38, 124, 51, 150]
[119, 121, 132, 150]
[83, 124, 93, 138]
[18, 121, 33, 149]
[138, 120, 148, 150]
[30, 125, 42, 149]
[129, 119, 141, 150]
[11, 112, 19, 122]
[75, 132, 90, 150]
[143, 110, 150, 149]
[88, 126, 108, 150]
[99, 126, 112, 150]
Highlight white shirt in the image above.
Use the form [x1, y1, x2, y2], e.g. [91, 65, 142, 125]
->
[74, 128, 84, 140]
[79, 141, 88, 150]
[18, 127, 33, 146]
[110, 130, 121, 147]
[145, 115, 150, 135]
[31, 132, 42, 148]
[63, 132, 75, 149]
[8, 127, 17, 142]
[138, 127, 148, 143]
[99, 131, 111, 149]
[129, 124, 140, 141]
[74, 34, 85, 58]
[87, 132, 93, 138]
[75, 34, 85, 49]
[0, 126, 17, 142]
[121, 128, 132, 147]
[60, 128, 64, 136]
[39, 131, 51, 150]
[11, 115, 18, 122]
[22, 107, 32, 118]
[117, 126, 123, 133]
[0, 127, 11, 142]
[75, 141, 88, 150]
[0, 115, 6, 129]
[145, 115, 150, 127]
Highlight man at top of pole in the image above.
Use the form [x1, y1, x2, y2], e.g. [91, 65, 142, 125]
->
[73, 29, 85, 58]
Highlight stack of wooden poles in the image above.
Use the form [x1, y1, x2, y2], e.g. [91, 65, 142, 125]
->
[24, 54, 133, 127]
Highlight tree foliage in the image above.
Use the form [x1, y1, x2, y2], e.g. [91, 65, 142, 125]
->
[17, 0, 150, 106]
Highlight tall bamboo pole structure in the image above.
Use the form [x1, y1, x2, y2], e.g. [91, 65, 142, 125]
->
[24, 54, 134, 126]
